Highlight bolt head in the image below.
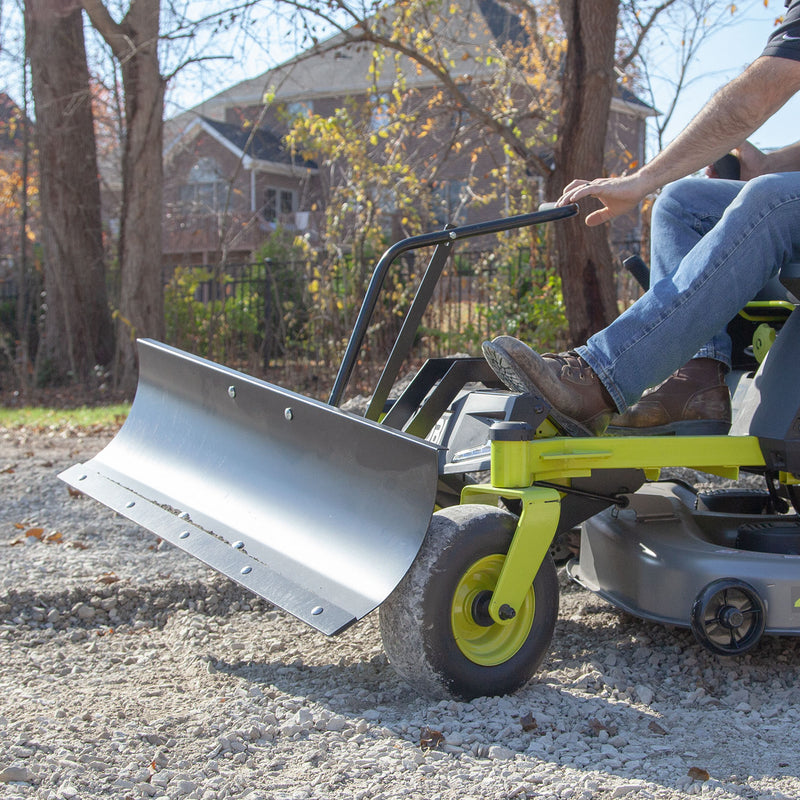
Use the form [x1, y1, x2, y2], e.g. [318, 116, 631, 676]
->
[498, 603, 516, 620]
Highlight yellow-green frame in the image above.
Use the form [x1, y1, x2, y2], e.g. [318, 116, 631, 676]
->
[461, 434, 768, 626]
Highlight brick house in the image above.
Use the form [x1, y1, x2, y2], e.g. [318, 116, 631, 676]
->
[164, 0, 655, 268]
[0, 93, 34, 287]
[163, 116, 319, 269]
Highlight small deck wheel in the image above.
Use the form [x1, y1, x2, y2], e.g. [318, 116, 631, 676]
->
[379, 504, 558, 699]
[690, 578, 766, 656]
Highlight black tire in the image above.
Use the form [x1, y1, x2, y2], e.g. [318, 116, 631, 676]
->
[690, 578, 766, 656]
[379, 504, 559, 700]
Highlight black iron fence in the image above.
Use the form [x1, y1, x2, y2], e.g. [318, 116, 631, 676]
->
[161, 249, 546, 397]
[0, 245, 571, 399]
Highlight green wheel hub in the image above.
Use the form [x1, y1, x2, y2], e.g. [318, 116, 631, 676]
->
[450, 554, 535, 666]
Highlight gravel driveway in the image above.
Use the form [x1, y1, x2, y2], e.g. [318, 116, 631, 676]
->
[2, 427, 799, 800]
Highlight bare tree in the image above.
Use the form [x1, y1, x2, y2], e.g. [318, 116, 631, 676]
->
[547, 0, 620, 342]
[620, 0, 763, 151]
[262, 0, 749, 342]
[81, 0, 165, 392]
[24, 0, 114, 383]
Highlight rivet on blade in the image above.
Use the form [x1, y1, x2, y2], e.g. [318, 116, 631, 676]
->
[228, 385, 237, 398]
[232, 541, 244, 550]
[179, 531, 190, 539]
[126, 501, 135, 508]
[284, 408, 294, 421]
[311, 606, 324, 616]
[241, 566, 252, 575]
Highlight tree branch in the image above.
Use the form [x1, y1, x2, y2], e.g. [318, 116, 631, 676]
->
[80, 0, 130, 62]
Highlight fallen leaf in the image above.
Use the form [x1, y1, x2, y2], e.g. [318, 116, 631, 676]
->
[66, 541, 89, 550]
[688, 766, 710, 782]
[520, 712, 538, 732]
[67, 486, 84, 498]
[25, 527, 44, 539]
[587, 718, 618, 737]
[97, 572, 120, 585]
[420, 727, 444, 750]
[44, 531, 63, 544]
[14, 523, 25, 529]
[648, 720, 667, 735]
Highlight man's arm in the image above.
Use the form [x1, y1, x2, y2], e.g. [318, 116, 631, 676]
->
[757, 139, 800, 174]
[558, 56, 800, 226]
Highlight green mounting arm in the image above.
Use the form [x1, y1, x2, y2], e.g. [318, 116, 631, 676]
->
[461, 483, 561, 626]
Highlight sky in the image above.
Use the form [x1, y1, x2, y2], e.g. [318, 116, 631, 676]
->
[645, 0, 799, 152]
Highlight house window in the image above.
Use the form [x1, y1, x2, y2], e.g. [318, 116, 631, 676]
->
[369, 93, 392, 132]
[433, 180, 467, 225]
[286, 100, 313, 118]
[180, 157, 225, 211]
[263, 187, 295, 223]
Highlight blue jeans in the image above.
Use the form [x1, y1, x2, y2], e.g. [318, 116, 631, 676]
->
[577, 173, 800, 412]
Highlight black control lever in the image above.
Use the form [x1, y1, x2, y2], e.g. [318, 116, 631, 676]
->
[711, 153, 741, 181]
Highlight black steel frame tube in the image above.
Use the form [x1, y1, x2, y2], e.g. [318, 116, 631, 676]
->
[327, 205, 578, 407]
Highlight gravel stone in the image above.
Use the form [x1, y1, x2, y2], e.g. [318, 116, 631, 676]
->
[0, 765, 34, 782]
[1, 431, 799, 800]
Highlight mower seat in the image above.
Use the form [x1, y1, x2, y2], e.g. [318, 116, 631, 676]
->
[777, 259, 800, 302]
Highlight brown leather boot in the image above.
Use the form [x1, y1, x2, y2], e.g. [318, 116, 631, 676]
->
[482, 336, 616, 436]
[608, 358, 731, 436]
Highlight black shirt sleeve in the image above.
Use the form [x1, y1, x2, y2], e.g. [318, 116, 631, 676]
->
[762, 0, 800, 61]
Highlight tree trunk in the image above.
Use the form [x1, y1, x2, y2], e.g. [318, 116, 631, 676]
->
[548, 0, 620, 346]
[25, 0, 114, 383]
[82, 0, 165, 394]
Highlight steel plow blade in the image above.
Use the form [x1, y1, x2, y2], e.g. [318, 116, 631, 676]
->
[60, 339, 440, 635]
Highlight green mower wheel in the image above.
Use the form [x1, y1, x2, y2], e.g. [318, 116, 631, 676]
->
[379, 504, 559, 700]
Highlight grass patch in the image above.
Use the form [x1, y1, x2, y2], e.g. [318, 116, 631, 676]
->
[0, 404, 130, 431]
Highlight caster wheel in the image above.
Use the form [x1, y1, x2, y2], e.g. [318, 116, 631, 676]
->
[690, 579, 766, 656]
[379, 504, 559, 700]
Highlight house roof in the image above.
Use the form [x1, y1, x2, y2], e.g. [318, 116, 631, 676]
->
[478, 0, 526, 47]
[202, 117, 316, 166]
[166, 116, 317, 175]
[614, 85, 657, 118]
[169, 0, 516, 128]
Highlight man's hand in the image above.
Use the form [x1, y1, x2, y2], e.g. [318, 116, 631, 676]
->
[556, 56, 800, 227]
[557, 174, 652, 227]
